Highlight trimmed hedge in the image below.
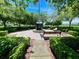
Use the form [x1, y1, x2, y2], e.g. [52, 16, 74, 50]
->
[0, 25, 79, 33]
[71, 26, 79, 32]
[9, 37, 29, 59]
[0, 36, 18, 59]
[0, 36, 30, 59]
[68, 30, 79, 36]
[61, 37, 79, 52]
[6, 26, 35, 33]
[0, 30, 8, 36]
[43, 25, 71, 32]
[49, 37, 79, 59]
[0, 25, 35, 33]
[0, 26, 5, 30]
[44, 25, 79, 32]
[9, 43, 26, 59]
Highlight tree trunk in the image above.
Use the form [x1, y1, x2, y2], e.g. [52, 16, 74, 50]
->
[69, 19, 72, 27]
[18, 22, 21, 27]
[3, 20, 6, 29]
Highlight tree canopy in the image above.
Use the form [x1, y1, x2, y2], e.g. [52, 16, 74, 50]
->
[0, 0, 41, 27]
[0, 0, 79, 28]
[46, 0, 79, 26]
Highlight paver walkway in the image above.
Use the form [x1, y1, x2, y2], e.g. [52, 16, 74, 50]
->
[8, 30, 72, 59]
[8, 30, 44, 40]
[8, 30, 56, 59]
[25, 39, 55, 59]
[8, 30, 72, 39]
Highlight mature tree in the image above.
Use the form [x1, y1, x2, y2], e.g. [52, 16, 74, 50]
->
[0, 0, 39, 27]
[46, 0, 79, 27]
[0, 0, 4, 4]
[0, 0, 14, 28]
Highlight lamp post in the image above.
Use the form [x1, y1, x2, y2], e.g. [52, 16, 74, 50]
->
[38, 0, 40, 21]
[35, 0, 43, 30]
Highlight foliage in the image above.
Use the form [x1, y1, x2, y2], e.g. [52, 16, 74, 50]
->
[0, 30, 8, 36]
[0, 37, 18, 59]
[71, 26, 79, 31]
[68, 30, 79, 36]
[9, 37, 30, 59]
[0, 0, 5, 5]
[9, 43, 24, 59]
[7, 25, 35, 32]
[31, 0, 39, 4]
[46, 0, 79, 26]
[0, 36, 29, 59]
[0, 26, 5, 30]
[52, 19, 62, 26]
[68, 26, 79, 36]
[0, 0, 40, 28]
[61, 37, 79, 52]
[9, 43, 27, 59]
[49, 37, 79, 59]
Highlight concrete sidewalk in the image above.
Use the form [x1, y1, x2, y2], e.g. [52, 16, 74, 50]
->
[8, 30, 44, 40]
[25, 39, 55, 59]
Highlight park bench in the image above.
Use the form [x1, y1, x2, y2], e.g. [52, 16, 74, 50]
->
[43, 30, 61, 38]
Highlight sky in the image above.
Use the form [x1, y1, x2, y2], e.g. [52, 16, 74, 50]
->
[62, 17, 79, 25]
[26, 0, 79, 24]
[26, 0, 55, 15]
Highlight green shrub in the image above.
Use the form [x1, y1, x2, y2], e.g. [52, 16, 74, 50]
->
[7, 25, 35, 32]
[49, 26, 79, 32]
[7, 28, 17, 33]
[9, 37, 29, 59]
[58, 26, 72, 32]
[43, 25, 55, 29]
[43, 26, 71, 32]
[71, 26, 79, 32]
[61, 37, 79, 52]
[49, 37, 79, 59]
[9, 43, 25, 59]
[0, 26, 5, 30]
[68, 30, 79, 36]
[0, 36, 30, 59]
[0, 37, 18, 59]
[0, 30, 8, 36]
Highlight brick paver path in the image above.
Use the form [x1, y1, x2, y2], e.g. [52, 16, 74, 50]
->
[25, 39, 55, 59]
